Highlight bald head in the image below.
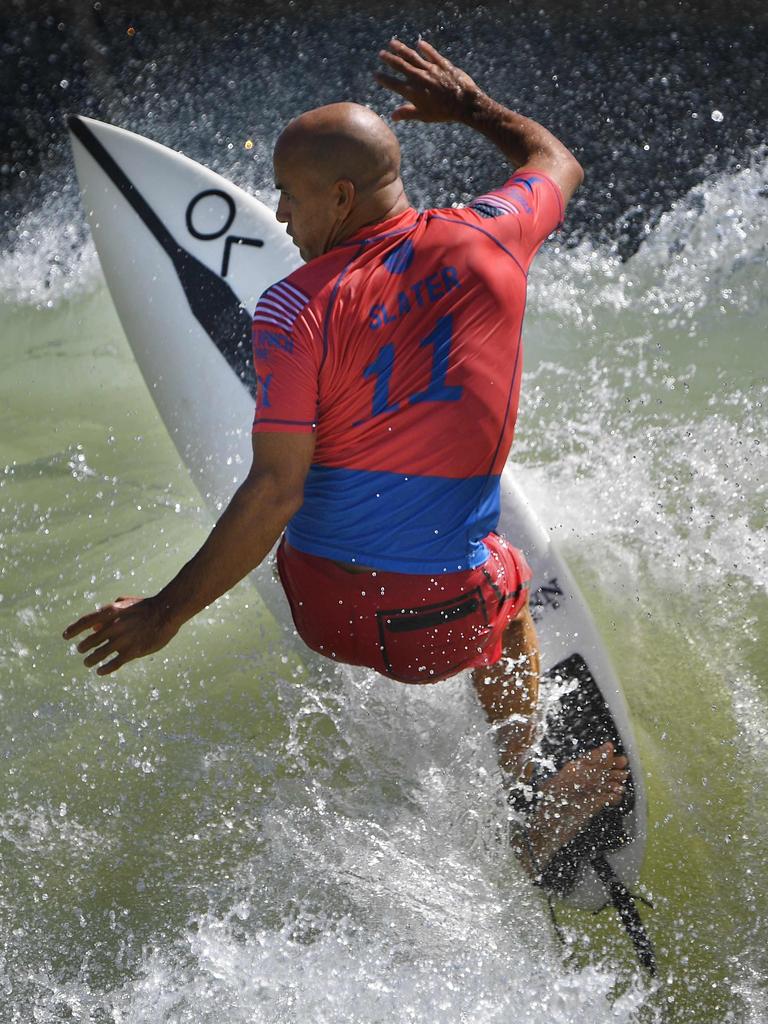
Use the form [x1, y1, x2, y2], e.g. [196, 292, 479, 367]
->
[275, 102, 401, 192]
[273, 103, 410, 262]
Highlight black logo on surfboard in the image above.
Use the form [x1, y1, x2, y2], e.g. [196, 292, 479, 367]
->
[68, 116, 259, 396]
[185, 189, 264, 277]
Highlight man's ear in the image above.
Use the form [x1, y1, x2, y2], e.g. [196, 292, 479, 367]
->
[335, 178, 356, 214]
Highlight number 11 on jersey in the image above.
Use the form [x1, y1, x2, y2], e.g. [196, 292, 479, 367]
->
[355, 315, 463, 426]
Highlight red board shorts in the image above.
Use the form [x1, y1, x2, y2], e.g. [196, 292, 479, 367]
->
[276, 533, 532, 684]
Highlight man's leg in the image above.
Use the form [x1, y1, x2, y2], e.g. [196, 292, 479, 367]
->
[472, 601, 540, 779]
[472, 602, 630, 877]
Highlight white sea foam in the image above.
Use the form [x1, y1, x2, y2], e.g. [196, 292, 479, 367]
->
[0, 177, 103, 307]
[514, 148, 768, 602]
[102, 912, 645, 1024]
[0, 666, 655, 1023]
[530, 146, 768, 325]
[0, 802, 107, 859]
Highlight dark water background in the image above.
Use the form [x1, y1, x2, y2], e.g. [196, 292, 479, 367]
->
[3, 0, 768, 256]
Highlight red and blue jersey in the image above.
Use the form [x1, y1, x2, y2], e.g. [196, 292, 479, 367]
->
[252, 169, 564, 573]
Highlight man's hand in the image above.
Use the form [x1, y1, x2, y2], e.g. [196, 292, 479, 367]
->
[377, 37, 584, 206]
[63, 596, 179, 676]
[376, 38, 483, 124]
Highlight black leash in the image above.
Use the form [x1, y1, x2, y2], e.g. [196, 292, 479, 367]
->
[590, 853, 657, 976]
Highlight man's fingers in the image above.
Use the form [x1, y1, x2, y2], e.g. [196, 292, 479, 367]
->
[77, 633, 106, 655]
[64, 593, 147, 638]
[64, 595, 164, 676]
[416, 39, 451, 68]
[387, 37, 432, 69]
[391, 103, 420, 122]
[63, 597, 139, 640]
[384, 37, 452, 74]
[63, 608, 112, 640]
[96, 653, 129, 677]
[374, 70, 416, 100]
[64, 595, 144, 641]
[76, 622, 121, 653]
[83, 639, 118, 668]
[377, 50, 431, 85]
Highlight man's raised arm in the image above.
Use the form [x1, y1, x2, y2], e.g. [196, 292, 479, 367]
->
[375, 38, 583, 205]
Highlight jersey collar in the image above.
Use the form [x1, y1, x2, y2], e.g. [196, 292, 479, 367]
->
[336, 207, 418, 249]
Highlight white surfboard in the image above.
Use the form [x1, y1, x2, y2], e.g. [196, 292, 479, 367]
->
[68, 115, 653, 965]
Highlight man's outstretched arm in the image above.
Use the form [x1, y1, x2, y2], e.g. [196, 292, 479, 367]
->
[63, 431, 315, 675]
[376, 38, 584, 205]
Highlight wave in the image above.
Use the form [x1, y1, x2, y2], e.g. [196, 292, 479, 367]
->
[530, 146, 768, 325]
[3, 147, 768, 316]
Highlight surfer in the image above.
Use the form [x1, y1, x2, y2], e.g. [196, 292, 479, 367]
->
[64, 39, 628, 878]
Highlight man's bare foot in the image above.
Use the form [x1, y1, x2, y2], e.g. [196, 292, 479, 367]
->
[515, 742, 630, 877]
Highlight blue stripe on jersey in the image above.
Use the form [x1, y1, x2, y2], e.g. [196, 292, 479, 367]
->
[286, 465, 501, 574]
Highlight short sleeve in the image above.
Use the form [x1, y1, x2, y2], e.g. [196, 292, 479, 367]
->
[469, 169, 565, 270]
[251, 280, 321, 434]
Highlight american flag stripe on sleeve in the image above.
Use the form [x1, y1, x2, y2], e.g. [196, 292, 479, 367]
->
[254, 279, 311, 332]
[469, 192, 521, 216]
